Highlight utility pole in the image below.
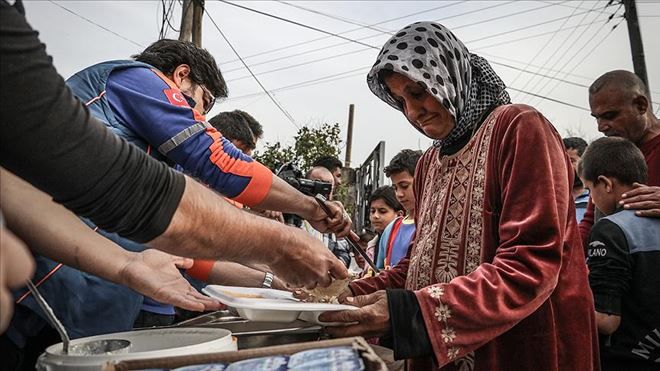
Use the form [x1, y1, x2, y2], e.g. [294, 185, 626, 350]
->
[344, 104, 355, 168]
[623, 0, 649, 90]
[179, 0, 204, 47]
[192, 0, 204, 47]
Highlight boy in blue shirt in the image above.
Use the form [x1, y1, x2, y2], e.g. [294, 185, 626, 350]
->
[376, 150, 422, 270]
[578, 137, 660, 370]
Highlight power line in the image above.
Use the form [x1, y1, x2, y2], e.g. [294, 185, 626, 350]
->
[222, 7, 603, 86]
[275, 1, 393, 35]
[479, 51, 595, 82]
[507, 87, 590, 111]
[523, 1, 606, 103]
[466, 6, 602, 45]
[204, 9, 300, 129]
[217, 1, 465, 65]
[159, 0, 180, 39]
[470, 17, 608, 51]
[508, 0, 584, 99]
[217, 0, 517, 70]
[451, 1, 564, 31]
[529, 4, 622, 105]
[536, 15, 626, 107]
[217, 1, 607, 104]
[224, 67, 369, 102]
[225, 64, 591, 114]
[483, 51, 660, 96]
[217, 0, 379, 50]
[47, 0, 144, 48]
[221, 1, 577, 77]
[227, 47, 371, 83]
[541, 0, 614, 15]
[488, 61, 589, 88]
[516, 0, 602, 101]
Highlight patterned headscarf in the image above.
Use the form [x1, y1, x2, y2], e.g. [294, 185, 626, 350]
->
[367, 21, 511, 147]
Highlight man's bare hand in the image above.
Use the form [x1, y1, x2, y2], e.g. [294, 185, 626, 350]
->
[319, 290, 390, 338]
[304, 198, 352, 237]
[269, 227, 348, 289]
[120, 249, 221, 312]
[620, 183, 660, 217]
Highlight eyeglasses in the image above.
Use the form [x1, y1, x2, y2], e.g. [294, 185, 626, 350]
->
[199, 84, 216, 115]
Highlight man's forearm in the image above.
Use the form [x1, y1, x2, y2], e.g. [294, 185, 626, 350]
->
[0, 168, 135, 284]
[254, 176, 318, 218]
[208, 261, 267, 287]
[150, 176, 295, 264]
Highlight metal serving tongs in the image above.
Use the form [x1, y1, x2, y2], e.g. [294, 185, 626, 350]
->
[25, 280, 71, 354]
[313, 194, 380, 274]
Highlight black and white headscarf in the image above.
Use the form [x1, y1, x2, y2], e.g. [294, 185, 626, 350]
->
[367, 21, 511, 147]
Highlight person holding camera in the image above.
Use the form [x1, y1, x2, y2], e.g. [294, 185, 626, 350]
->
[298, 166, 352, 268]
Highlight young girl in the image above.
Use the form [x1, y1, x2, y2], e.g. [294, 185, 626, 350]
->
[361, 186, 403, 276]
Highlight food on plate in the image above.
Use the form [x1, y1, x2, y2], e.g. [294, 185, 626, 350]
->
[218, 289, 264, 299]
[296, 275, 356, 304]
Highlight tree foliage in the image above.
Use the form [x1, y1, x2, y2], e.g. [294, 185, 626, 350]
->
[254, 123, 342, 172]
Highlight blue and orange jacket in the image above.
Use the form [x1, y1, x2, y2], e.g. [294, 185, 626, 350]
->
[66, 60, 272, 205]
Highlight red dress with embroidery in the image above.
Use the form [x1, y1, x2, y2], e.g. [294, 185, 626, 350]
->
[350, 104, 600, 370]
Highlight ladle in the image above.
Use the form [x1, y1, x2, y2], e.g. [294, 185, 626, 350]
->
[25, 280, 131, 355]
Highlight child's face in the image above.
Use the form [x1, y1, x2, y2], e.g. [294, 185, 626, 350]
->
[390, 171, 415, 214]
[581, 177, 618, 215]
[370, 199, 400, 233]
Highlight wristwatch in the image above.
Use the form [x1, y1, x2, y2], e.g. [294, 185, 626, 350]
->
[262, 272, 274, 288]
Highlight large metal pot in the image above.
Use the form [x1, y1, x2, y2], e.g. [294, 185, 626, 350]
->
[36, 328, 235, 371]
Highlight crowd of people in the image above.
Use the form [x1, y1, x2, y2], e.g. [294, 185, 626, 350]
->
[1, 1, 658, 371]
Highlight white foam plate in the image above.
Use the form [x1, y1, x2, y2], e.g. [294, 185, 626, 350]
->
[202, 285, 357, 325]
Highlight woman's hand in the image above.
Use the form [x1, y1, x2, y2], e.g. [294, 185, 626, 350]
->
[319, 290, 391, 338]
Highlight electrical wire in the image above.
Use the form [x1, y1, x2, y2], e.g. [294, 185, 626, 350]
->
[508, 0, 584, 100]
[225, 64, 591, 114]
[488, 61, 589, 88]
[216, 0, 379, 49]
[221, 1, 579, 77]
[275, 1, 393, 35]
[470, 18, 608, 51]
[47, 0, 144, 47]
[216, 0, 517, 69]
[536, 15, 626, 107]
[466, 6, 602, 45]
[205, 8, 300, 128]
[522, 0, 609, 104]
[218, 1, 605, 108]
[226, 47, 371, 83]
[224, 66, 369, 102]
[217, 1, 465, 65]
[506, 87, 590, 111]
[529, 4, 623, 106]
[515, 0, 600, 101]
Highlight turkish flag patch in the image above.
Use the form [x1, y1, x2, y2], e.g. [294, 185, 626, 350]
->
[164, 88, 190, 108]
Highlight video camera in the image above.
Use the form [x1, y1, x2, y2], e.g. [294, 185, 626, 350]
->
[276, 162, 332, 227]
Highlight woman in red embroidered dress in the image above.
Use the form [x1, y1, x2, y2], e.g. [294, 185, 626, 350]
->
[320, 21, 599, 371]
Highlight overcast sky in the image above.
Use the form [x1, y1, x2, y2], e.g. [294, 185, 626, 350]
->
[23, 0, 660, 168]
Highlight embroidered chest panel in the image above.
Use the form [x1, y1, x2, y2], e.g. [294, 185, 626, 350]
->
[407, 115, 497, 290]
